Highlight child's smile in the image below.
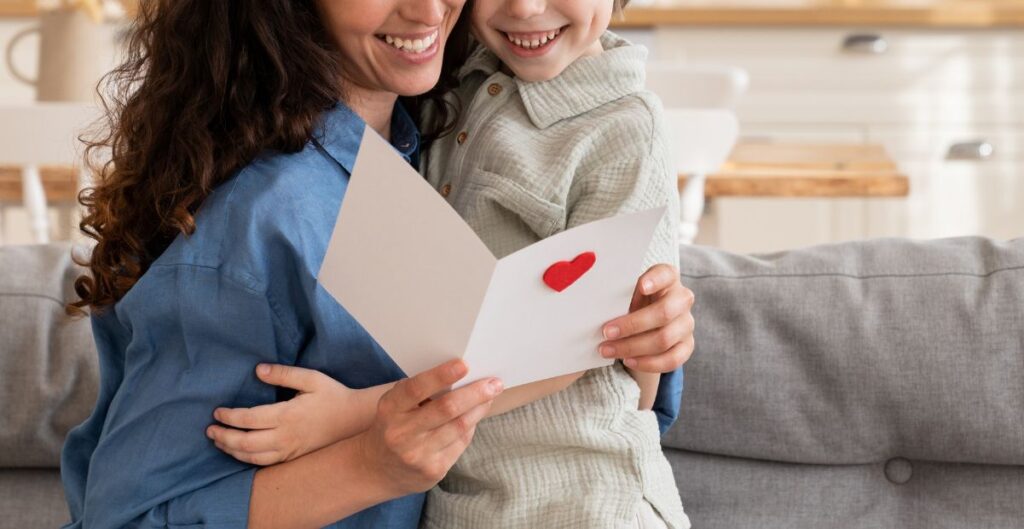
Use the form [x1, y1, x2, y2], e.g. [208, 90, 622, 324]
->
[501, 26, 565, 56]
[471, 0, 613, 82]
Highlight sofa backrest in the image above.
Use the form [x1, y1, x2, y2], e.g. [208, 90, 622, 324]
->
[0, 243, 97, 469]
[666, 236, 1024, 528]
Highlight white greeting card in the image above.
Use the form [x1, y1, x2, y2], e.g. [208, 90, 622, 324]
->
[318, 130, 665, 389]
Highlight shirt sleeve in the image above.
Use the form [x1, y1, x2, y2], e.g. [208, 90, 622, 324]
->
[565, 101, 684, 435]
[67, 264, 300, 529]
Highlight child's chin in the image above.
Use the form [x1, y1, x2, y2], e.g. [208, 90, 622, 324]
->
[507, 64, 561, 83]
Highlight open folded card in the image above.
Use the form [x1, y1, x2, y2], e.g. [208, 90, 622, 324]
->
[318, 130, 666, 389]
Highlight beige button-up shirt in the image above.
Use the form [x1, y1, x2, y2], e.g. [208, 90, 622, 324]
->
[421, 31, 680, 272]
[419, 32, 688, 529]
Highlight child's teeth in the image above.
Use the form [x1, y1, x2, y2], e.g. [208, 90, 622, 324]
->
[507, 29, 561, 50]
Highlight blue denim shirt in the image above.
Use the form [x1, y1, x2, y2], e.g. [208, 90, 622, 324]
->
[60, 100, 683, 529]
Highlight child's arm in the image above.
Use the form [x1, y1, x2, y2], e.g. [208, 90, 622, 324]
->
[626, 368, 659, 410]
[207, 363, 587, 465]
[486, 370, 587, 417]
[206, 364, 393, 465]
[562, 97, 682, 414]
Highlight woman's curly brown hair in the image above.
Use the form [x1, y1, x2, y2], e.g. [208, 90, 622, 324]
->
[68, 0, 471, 315]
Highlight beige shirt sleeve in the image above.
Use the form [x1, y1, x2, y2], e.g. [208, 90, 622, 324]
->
[565, 96, 681, 273]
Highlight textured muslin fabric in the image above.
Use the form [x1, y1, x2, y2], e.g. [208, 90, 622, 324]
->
[636, 500, 670, 529]
[667, 236, 1024, 528]
[423, 365, 687, 529]
[420, 32, 688, 529]
[421, 31, 684, 432]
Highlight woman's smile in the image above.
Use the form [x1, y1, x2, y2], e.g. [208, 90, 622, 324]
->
[376, 29, 442, 64]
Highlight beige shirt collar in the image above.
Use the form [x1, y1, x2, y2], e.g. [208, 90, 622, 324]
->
[458, 31, 648, 129]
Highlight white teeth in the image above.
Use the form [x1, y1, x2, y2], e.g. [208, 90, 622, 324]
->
[380, 31, 437, 53]
[506, 28, 561, 50]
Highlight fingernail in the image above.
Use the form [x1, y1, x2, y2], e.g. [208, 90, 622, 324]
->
[257, 364, 270, 376]
[642, 279, 654, 294]
[624, 358, 637, 368]
[604, 325, 621, 339]
[600, 345, 615, 358]
[206, 426, 215, 439]
[213, 409, 221, 421]
[488, 379, 504, 394]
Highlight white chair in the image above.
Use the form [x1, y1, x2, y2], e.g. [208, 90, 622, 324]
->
[646, 63, 747, 244]
[646, 62, 749, 109]
[662, 109, 740, 245]
[0, 103, 98, 244]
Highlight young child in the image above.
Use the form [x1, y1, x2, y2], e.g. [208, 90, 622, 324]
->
[210, 1, 690, 527]
[415, 1, 689, 527]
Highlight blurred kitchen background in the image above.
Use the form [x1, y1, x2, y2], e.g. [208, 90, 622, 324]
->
[1, 0, 1021, 253]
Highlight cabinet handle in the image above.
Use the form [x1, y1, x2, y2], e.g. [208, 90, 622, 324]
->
[946, 141, 995, 161]
[841, 34, 888, 54]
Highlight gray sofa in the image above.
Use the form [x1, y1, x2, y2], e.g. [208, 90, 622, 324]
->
[2, 238, 1022, 528]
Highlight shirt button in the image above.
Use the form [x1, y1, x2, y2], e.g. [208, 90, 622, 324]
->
[487, 83, 503, 96]
[441, 183, 453, 197]
[456, 131, 468, 144]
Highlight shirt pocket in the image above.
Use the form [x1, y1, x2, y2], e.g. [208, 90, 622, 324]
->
[462, 169, 566, 241]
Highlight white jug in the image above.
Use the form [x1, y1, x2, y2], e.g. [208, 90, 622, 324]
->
[4, 8, 120, 102]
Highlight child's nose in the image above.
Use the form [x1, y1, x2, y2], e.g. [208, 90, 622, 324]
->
[505, 0, 546, 20]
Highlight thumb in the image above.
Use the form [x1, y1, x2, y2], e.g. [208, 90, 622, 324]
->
[256, 363, 322, 392]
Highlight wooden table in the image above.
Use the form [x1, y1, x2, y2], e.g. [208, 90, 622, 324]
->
[612, 0, 1024, 28]
[1, 143, 908, 203]
[0, 165, 79, 202]
[682, 142, 909, 198]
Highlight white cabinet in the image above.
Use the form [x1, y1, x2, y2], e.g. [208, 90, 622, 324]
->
[648, 27, 1024, 252]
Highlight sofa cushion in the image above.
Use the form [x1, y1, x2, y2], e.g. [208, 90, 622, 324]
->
[667, 236, 1024, 528]
[0, 469, 70, 527]
[0, 243, 97, 468]
[663, 448, 1024, 529]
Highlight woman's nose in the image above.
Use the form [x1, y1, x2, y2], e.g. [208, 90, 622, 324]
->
[400, 0, 449, 27]
[505, 0, 546, 20]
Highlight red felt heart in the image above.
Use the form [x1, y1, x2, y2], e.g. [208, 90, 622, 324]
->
[543, 251, 597, 292]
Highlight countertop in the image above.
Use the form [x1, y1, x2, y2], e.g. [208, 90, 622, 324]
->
[5, 1, 1021, 26]
[1, 143, 909, 202]
[685, 142, 910, 198]
[612, 0, 1024, 28]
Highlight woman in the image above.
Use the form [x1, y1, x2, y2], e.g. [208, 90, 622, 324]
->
[61, 1, 696, 528]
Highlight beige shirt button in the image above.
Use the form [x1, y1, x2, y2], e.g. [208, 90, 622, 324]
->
[441, 183, 452, 197]
[487, 83, 503, 96]
[457, 131, 468, 144]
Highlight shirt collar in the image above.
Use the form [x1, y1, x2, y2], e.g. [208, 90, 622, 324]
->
[458, 31, 648, 129]
[314, 100, 420, 173]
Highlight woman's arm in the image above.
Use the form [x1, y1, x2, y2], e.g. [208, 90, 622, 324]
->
[65, 267, 499, 529]
[248, 360, 501, 529]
